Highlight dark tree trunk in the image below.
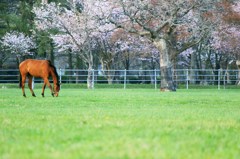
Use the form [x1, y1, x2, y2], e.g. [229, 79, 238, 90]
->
[50, 42, 54, 64]
[68, 52, 73, 69]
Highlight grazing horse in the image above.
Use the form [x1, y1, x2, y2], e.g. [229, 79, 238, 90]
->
[19, 59, 60, 97]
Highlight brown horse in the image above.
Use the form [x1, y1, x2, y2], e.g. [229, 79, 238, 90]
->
[19, 59, 60, 97]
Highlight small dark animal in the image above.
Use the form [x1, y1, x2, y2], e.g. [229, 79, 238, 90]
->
[19, 59, 60, 97]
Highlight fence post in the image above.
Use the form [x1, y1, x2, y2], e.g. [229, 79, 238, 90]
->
[92, 69, 95, 89]
[218, 69, 221, 90]
[32, 77, 34, 89]
[223, 71, 226, 90]
[124, 69, 126, 89]
[154, 69, 157, 90]
[186, 69, 189, 90]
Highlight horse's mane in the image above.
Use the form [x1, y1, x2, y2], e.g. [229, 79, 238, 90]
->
[47, 60, 60, 85]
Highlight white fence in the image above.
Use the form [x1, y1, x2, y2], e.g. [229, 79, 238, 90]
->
[0, 69, 240, 89]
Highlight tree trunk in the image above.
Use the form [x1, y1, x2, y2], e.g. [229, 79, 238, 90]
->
[68, 52, 73, 69]
[236, 60, 240, 85]
[50, 42, 54, 64]
[76, 55, 84, 84]
[100, 57, 114, 84]
[87, 53, 94, 89]
[87, 65, 94, 89]
[106, 63, 114, 84]
[154, 38, 176, 91]
[190, 51, 198, 84]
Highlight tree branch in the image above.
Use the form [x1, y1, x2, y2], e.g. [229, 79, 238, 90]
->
[177, 30, 208, 54]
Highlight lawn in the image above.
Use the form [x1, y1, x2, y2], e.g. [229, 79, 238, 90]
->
[0, 88, 240, 159]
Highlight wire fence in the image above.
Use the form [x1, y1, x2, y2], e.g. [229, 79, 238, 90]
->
[0, 69, 240, 89]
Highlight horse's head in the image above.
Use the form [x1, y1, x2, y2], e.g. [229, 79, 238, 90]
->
[54, 83, 60, 97]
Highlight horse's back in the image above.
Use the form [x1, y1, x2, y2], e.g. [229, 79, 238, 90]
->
[19, 59, 51, 77]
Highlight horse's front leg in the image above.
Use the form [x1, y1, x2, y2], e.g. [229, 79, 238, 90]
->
[47, 82, 54, 97]
[43, 79, 54, 97]
[41, 83, 46, 97]
[28, 76, 36, 97]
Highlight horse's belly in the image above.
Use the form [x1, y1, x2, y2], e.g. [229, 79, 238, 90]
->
[28, 68, 46, 78]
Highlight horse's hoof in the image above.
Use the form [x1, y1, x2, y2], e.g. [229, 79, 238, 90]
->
[51, 93, 54, 97]
[32, 94, 36, 97]
[23, 94, 26, 97]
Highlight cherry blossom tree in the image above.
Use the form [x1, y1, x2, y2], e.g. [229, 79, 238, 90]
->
[98, 0, 217, 91]
[111, 30, 142, 69]
[176, 1, 240, 84]
[96, 30, 141, 84]
[32, 0, 240, 89]
[1, 31, 36, 65]
[210, 1, 240, 84]
[95, 33, 117, 84]
[33, 0, 114, 88]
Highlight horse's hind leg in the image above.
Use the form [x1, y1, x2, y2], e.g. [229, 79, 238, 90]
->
[28, 76, 36, 97]
[21, 74, 27, 97]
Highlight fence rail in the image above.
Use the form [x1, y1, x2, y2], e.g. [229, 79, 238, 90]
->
[0, 69, 240, 89]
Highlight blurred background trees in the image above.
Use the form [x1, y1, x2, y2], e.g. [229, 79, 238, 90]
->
[0, 0, 239, 89]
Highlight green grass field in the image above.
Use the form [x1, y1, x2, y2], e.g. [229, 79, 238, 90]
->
[0, 88, 240, 159]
